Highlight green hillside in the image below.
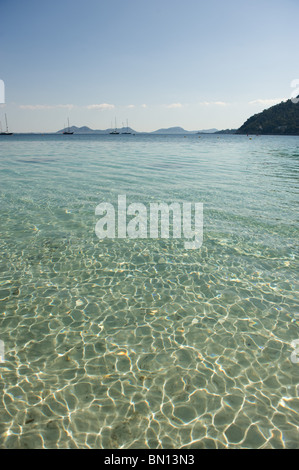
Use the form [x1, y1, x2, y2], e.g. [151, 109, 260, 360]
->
[236, 97, 299, 135]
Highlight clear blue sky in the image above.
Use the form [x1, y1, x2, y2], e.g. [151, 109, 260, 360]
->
[1, 0, 298, 132]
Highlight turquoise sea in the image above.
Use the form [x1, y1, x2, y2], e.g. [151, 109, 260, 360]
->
[0, 133, 298, 449]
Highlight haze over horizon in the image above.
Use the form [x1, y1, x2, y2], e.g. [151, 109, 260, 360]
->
[1, 0, 298, 133]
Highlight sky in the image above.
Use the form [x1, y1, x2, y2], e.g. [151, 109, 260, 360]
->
[0, 0, 298, 132]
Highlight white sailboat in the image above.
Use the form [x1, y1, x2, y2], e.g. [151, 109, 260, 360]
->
[122, 119, 131, 134]
[0, 114, 13, 135]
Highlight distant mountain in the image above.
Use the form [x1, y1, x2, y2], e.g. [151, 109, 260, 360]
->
[236, 97, 299, 135]
[152, 126, 188, 134]
[57, 126, 136, 134]
[198, 128, 219, 134]
[56, 125, 219, 135]
[152, 127, 218, 134]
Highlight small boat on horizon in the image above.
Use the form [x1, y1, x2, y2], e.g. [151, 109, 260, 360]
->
[0, 114, 13, 135]
[122, 119, 131, 134]
[110, 118, 120, 134]
[63, 118, 74, 134]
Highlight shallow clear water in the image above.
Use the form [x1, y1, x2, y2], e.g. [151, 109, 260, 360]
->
[0, 133, 298, 449]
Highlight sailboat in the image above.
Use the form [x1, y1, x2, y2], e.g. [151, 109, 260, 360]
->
[110, 118, 119, 134]
[122, 119, 131, 134]
[0, 114, 13, 135]
[63, 118, 73, 134]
